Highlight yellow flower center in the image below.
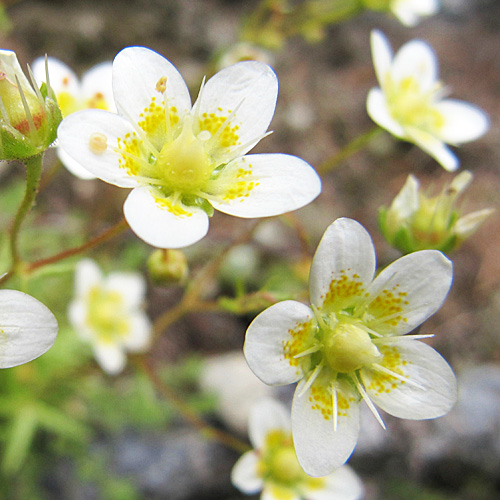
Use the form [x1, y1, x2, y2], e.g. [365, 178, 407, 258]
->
[386, 75, 445, 133]
[86, 286, 129, 343]
[155, 115, 214, 194]
[269, 448, 304, 484]
[324, 322, 381, 373]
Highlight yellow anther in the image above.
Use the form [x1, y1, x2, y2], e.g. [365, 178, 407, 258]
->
[88, 132, 108, 154]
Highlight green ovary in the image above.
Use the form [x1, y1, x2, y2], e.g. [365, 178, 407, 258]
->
[86, 287, 129, 343]
[324, 322, 381, 373]
[155, 116, 215, 194]
[387, 76, 445, 133]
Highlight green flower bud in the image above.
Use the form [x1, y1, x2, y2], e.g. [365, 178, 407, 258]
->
[147, 249, 188, 285]
[379, 172, 494, 254]
[0, 50, 62, 160]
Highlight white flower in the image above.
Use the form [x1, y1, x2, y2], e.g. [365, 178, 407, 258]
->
[244, 218, 457, 476]
[231, 398, 364, 500]
[380, 170, 494, 253]
[68, 259, 151, 375]
[32, 56, 114, 179]
[367, 30, 489, 171]
[57, 46, 321, 249]
[0, 289, 58, 368]
[390, 0, 439, 26]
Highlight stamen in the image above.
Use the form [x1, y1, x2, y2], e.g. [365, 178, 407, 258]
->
[192, 76, 206, 122]
[207, 99, 245, 149]
[331, 381, 338, 431]
[293, 344, 321, 359]
[26, 64, 45, 104]
[311, 304, 328, 330]
[371, 363, 424, 390]
[44, 54, 56, 101]
[15, 75, 37, 138]
[111, 146, 156, 175]
[160, 77, 173, 142]
[222, 130, 273, 161]
[116, 107, 160, 159]
[296, 362, 323, 398]
[351, 374, 386, 430]
[373, 333, 435, 344]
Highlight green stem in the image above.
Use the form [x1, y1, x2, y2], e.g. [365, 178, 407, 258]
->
[318, 125, 382, 174]
[9, 154, 44, 269]
[139, 358, 251, 454]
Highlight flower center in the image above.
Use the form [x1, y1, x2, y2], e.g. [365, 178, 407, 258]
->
[386, 75, 445, 133]
[155, 115, 214, 194]
[324, 322, 381, 373]
[269, 448, 304, 484]
[86, 286, 129, 343]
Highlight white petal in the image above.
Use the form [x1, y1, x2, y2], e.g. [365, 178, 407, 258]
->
[365, 250, 453, 336]
[361, 341, 457, 419]
[81, 61, 115, 112]
[112, 46, 191, 127]
[405, 127, 459, 171]
[244, 301, 315, 386]
[248, 398, 291, 449]
[454, 209, 494, 239]
[208, 154, 321, 218]
[56, 148, 98, 180]
[392, 40, 439, 93]
[123, 313, 152, 352]
[58, 109, 143, 187]
[309, 218, 376, 311]
[370, 30, 393, 87]
[366, 88, 406, 138]
[105, 272, 146, 308]
[390, 174, 420, 219]
[123, 187, 209, 248]
[0, 290, 58, 368]
[194, 61, 278, 157]
[73, 259, 102, 298]
[292, 377, 360, 476]
[435, 99, 489, 145]
[231, 451, 263, 494]
[67, 301, 87, 334]
[93, 342, 126, 375]
[32, 56, 80, 96]
[392, 0, 439, 26]
[305, 465, 364, 500]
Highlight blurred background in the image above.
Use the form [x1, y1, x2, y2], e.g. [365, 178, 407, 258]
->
[0, 0, 500, 499]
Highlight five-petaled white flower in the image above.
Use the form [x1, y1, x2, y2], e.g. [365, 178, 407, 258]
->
[367, 30, 489, 172]
[244, 218, 457, 476]
[58, 46, 321, 249]
[0, 290, 58, 368]
[68, 259, 151, 375]
[32, 56, 114, 179]
[231, 398, 364, 500]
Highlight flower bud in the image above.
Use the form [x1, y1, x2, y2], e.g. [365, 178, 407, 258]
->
[0, 50, 61, 160]
[147, 249, 188, 285]
[379, 172, 494, 254]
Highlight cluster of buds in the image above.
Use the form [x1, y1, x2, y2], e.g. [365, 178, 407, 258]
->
[0, 50, 61, 160]
[379, 171, 494, 254]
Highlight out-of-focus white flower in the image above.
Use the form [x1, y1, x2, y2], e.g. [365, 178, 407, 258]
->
[390, 0, 440, 26]
[58, 46, 321, 249]
[379, 170, 494, 253]
[32, 57, 114, 179]
[0, 289, 58, 368]
[367, 30, 489, 171]
[244, 218, 457, 475]
[231, 398, 364, 500]
[68, 259, 151, 375]
[364, 0, 440, 26]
